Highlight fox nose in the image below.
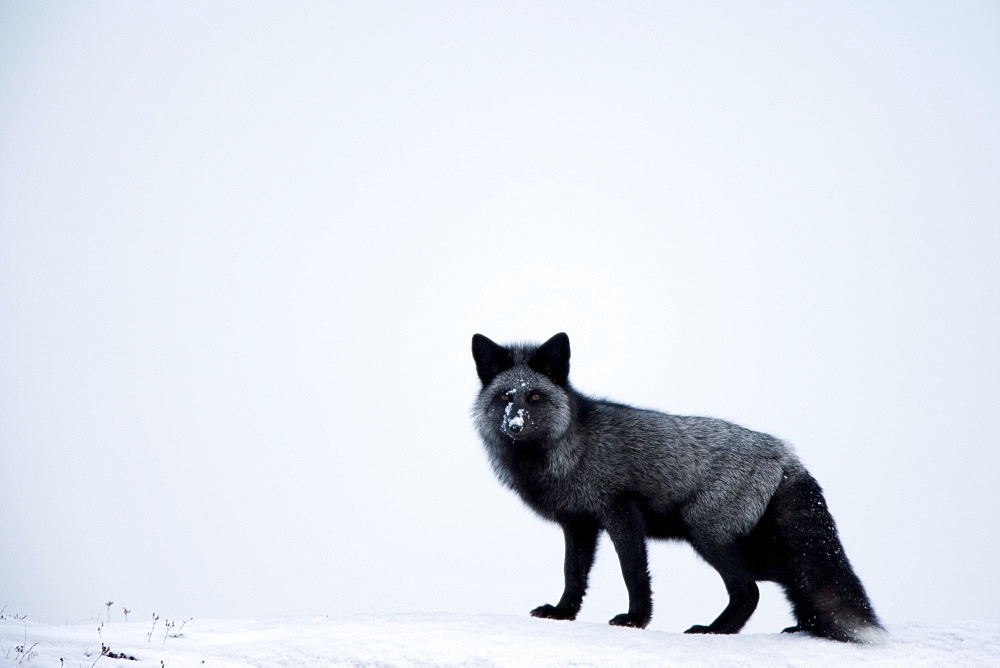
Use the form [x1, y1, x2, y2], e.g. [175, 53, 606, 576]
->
[504, 405, 527, 436]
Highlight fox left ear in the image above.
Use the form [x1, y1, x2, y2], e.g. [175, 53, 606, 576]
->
[472, 334, 514, 386]
[529, 332, 571, 385]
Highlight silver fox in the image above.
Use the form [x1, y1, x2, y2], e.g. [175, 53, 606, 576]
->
[472, 332, 884, 643]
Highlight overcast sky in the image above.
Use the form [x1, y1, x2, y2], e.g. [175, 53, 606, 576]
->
[2, 1, 998, 633]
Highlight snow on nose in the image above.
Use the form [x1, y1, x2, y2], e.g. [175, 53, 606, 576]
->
[504, 402, 526, 433]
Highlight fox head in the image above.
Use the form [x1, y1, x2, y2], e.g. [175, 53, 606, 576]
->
[472, 333, 573, 444]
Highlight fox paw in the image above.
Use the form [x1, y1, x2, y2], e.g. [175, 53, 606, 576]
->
[684, 625, 714, 634]
[609, 613, 650, 629]
[530, 604, 576, 621]
[685, 624, 739, 635]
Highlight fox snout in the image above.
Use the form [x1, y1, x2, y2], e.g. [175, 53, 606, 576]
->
[503, 402, 530, 438]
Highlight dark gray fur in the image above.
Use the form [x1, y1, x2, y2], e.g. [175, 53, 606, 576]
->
[471, 332, 884, 643]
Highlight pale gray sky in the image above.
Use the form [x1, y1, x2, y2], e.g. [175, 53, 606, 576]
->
[1, 1, 998, 631]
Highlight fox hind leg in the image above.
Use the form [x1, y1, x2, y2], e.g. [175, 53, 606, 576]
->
[685, 538, 760, 635]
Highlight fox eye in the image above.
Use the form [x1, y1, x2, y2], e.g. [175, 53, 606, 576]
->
[500, 393, 511, 402]
[529, 393, 542, 403]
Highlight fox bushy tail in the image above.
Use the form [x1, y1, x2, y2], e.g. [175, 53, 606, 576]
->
[770, 472, 885, 643]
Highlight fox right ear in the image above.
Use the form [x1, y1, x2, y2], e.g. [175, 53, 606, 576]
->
[529, 332, 571, 385]
[472, 334, 513, 386]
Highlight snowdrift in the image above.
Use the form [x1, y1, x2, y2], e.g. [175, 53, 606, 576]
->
[2, 613, 997, 666]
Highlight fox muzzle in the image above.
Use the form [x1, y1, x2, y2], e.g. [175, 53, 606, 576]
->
[502, 402, 531, 438]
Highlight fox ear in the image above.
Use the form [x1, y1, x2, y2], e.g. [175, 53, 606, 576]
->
[529, 332, 571, 385]
[472, 334, 513, 386]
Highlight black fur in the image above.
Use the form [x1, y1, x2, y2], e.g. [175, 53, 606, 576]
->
[472, 333, 884, 642]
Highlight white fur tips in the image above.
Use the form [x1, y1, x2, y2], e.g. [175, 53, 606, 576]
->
[850, 624, 889, 645]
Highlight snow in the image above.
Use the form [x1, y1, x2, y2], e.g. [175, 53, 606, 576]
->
[503, 401, 525, 431]
[2, 614, 997, 667]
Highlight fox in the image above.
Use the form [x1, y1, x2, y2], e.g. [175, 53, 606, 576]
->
[471, 332, 884, 643]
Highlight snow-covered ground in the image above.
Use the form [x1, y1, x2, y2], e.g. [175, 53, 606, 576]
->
[2, 613, 997, 667]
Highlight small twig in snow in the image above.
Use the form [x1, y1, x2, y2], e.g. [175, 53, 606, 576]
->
[147, 613, 160, 642]
[163, 619, 175, 645]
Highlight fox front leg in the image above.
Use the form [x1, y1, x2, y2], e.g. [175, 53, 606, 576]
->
[605, 497, 653, 628]
[531, 518, 599, 621]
